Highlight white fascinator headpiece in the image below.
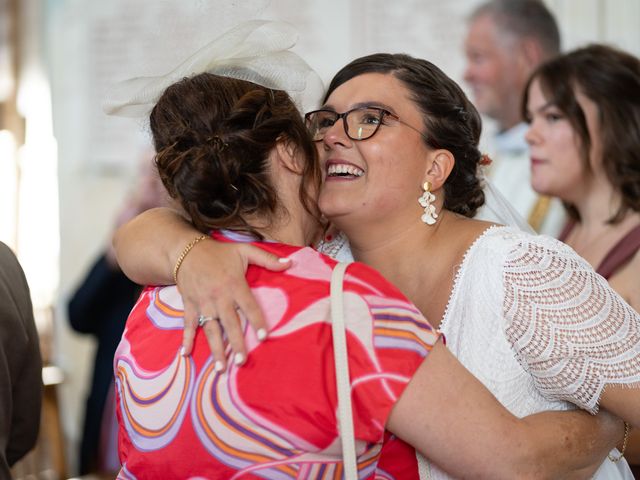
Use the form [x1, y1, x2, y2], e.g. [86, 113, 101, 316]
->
[103, 20, 323, 117]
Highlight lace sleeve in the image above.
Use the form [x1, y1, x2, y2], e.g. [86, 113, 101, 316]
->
[502, 236, 640, 413]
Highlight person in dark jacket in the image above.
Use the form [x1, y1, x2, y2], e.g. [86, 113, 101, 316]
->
[68, 154, 168, 474]
[0, 241, 42, 478]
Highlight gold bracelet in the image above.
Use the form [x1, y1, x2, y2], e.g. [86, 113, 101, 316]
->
[172, 234, 208, 284]
[608, 421, 630, 462]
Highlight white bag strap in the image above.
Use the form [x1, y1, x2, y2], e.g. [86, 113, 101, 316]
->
[330, 261, 358, 479]
[416, 452, 431, 479]
[331, 261, 429, 480]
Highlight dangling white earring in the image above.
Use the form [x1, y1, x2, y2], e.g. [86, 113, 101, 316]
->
[418, 181, 438, 225]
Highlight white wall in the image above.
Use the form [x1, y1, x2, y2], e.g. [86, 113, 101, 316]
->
[46, 0, 640, 473]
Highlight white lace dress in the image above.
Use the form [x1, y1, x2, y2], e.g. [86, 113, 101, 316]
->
[320, 226, 640, 479]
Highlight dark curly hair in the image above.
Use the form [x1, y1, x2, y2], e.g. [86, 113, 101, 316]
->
[522, 44, 640, 223]
[324, 53, 485, 217]
[150, 73, 322, 237]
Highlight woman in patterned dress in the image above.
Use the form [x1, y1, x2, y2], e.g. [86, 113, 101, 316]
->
[115, 72, 444, 479]
[114, 54, 640, 478]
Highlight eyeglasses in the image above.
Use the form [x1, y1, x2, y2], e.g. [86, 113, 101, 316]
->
[304, 106, 427, 142]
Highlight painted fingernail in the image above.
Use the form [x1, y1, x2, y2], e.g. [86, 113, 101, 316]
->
[256, 328, 267, 341]
[214, 360, 224, 372]
[234, 352, 245, 365]
[180, 346, 187, 357]
[278, 257, 291, 263]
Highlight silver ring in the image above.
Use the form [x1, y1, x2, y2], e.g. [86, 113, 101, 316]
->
[197, 315, 216, 327]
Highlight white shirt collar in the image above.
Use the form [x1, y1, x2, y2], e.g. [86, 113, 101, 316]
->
[493, 122, 529, 156]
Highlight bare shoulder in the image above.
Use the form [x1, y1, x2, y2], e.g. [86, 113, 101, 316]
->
[467, 216, 499, 231]
[451, 215, 498, 241]
[608, 248, 640, 311]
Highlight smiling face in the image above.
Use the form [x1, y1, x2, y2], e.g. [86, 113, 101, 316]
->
[524, 78, 592, 202]
[316, 73, 433, 231]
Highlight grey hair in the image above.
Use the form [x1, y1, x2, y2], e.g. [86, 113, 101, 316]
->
[470, 0, 560, 58]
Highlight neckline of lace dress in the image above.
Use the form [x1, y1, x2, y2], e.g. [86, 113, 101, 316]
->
[438, 224, 508, 332]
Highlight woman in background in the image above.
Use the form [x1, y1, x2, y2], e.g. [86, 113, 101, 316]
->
[523, 42, 640, 474]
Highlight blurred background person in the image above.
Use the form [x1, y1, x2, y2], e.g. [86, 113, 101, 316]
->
[464, 0, 566, 236]
[0, 241, 42, 478]
[67, 152, 168, 475]
[523, 43, 640, 474]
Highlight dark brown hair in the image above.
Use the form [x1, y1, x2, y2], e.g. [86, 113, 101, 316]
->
[522, 44, 640, 222]
[325, 53, 485, 217]
[150, 73, 322, 237]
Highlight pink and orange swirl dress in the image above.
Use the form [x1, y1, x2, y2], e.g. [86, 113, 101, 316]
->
[114, 231, 439, 479]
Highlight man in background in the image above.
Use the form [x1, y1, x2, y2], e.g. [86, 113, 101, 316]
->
[464, 0, 565, 236]
[0, 241, 42, 477]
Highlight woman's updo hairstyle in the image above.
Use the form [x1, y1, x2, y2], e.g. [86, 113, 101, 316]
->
[151, 73, 321, 236]
[325, 53, 485, 217]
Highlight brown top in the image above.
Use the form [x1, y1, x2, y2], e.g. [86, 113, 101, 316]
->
[559, 223, 640, 279]
[598, 224, 640, 279]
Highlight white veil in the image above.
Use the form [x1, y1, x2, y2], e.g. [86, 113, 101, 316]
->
[103, 20, 324, 117]
[475, 176, 535, 234]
